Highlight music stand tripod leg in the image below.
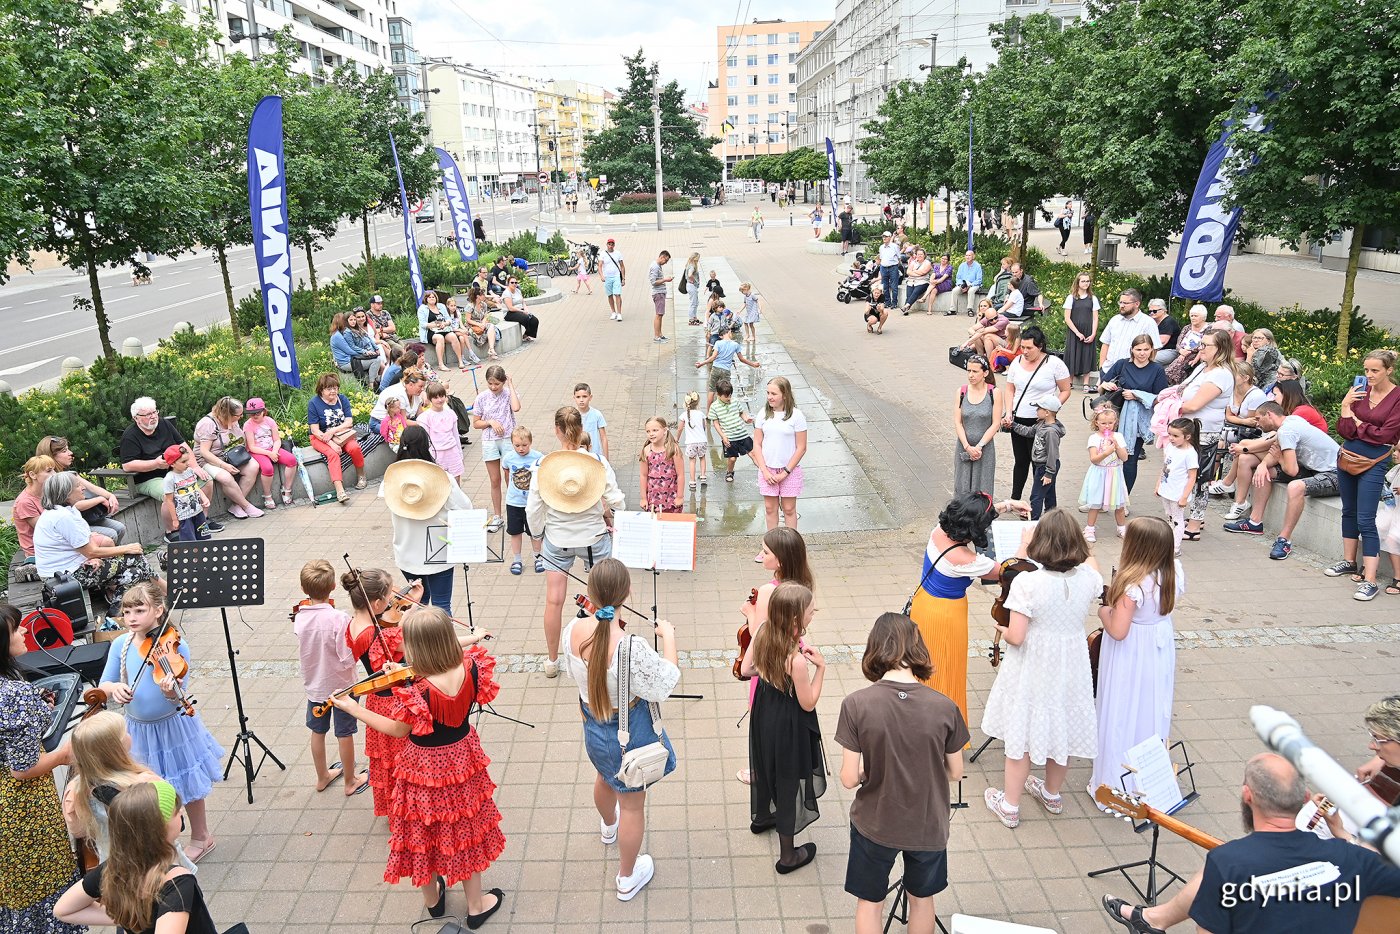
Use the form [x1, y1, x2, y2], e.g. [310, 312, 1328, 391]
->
[882, 879, 949, 934]
[217, 606, 286, 803]
[967, 733, 998, 763]
[1086, 823, 1186, 905]
[649, 567, 703, 701]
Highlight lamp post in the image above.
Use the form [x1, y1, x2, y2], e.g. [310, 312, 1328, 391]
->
[410, 85, 442, 240]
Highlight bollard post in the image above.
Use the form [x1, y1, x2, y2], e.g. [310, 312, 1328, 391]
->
[60, 357, 86, 379]
[172, 321, 194, 334]
[0, 380, 12, 398]
[121, 337, 145, 358]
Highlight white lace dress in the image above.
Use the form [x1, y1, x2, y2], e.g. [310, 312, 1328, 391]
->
[980, 564, 1102, 766]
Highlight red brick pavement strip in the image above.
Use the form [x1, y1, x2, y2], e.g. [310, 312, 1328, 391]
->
[158, 220, 1396, 934]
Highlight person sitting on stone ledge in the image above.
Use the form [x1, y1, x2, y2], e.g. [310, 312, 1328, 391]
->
[119, 397, 226, 544]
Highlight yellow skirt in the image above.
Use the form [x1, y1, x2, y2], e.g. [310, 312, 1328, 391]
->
[910, 588, 970, 725]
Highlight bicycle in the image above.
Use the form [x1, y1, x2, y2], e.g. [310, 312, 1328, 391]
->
[547, 254, 573, 277]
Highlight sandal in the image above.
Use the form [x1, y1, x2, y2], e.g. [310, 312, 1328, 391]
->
[185, 838, 217, 863]
[355, 477, 367, 491]
[1386, 579, 1400, 596]
[726, 471, 735, 482]
[1182, 529, 1201, 541]
[1102, 895, 1166, 934]
[337, 490, 351, 504]
[262, 495, 277, 510]
[281, 488, 293, 506]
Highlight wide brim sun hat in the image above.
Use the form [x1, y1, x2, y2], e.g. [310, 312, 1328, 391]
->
[536, 450, 606, 514]
[383, 459, 453, 520]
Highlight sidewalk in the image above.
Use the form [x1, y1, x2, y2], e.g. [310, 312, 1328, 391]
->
[124, 219, 1394, 933]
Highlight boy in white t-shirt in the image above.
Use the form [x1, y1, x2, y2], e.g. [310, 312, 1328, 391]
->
[1157, 418, 1201, 555]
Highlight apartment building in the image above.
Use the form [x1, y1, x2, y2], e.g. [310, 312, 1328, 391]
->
[705, 18, 832, 175]
[424, 60, 541, 195]
[535, 79, 613, 181]
[224, 0, 392, 77]
[796, 0, 1085, 203]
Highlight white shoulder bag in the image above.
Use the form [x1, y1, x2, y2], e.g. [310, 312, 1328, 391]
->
[615, 635, 670, 789]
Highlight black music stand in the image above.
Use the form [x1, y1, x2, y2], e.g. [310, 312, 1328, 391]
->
[885, 778, 961, 933]
[644, 566, 703, 701]
[1088, 741, 1203, 904]
[167, 539, 285, 803]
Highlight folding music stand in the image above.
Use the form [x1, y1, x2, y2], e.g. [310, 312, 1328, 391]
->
[166, 539, 285, 803]
[1088, 740, 1203, 904]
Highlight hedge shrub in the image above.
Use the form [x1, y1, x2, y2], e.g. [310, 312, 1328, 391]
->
[608, 197, 692, 215]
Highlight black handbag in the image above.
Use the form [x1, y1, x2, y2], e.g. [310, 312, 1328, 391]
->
[280, 438, 295, 454]
[79, 503, 110, 524]
[948, 346, 975, 370]
[223, 445, 253, 468]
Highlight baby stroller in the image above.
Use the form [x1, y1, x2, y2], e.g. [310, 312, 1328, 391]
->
[836, 254, 877, 304]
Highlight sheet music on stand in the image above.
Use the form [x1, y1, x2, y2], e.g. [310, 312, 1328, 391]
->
[990, 520, 1036, 563]
[613, 511, 697, 571]
[426, 509, 489, 565]
[1125, 735, 1186, 814]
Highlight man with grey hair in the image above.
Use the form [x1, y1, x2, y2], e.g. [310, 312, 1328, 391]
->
[1147, 298, 1181, 366]
[1210, 304, 1247, 361]
[1101, 753, 1400, 933]
[120, 396, 225, 543]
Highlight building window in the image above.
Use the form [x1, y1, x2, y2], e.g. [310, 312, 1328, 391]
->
[747, 94, 758, 105]
[768, 113, 780, 123]
[768, 131, 780, 143]
[788, 31, 799, 43]
[726, 55, 736, 67]
[728, 133, 739, 145]
[749, 75, 759, 86]
[767, 33, 777, 44]
[747, 114, 758, 124]
[788, 92, 797, 103]
[746, 54, 757, 67]
[788, 52, 797, 63]
[768, 73, 779, 85]
[787, 72, 797, 83]
[767, 93, 779, 104]
[727, 95, 738, 106]
[727, 75, 737, 87]
[746, 34, 756, 45]
[767, 53, 778, 65]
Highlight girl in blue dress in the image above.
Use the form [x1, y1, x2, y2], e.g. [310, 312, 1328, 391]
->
[98, 581, 223, 863]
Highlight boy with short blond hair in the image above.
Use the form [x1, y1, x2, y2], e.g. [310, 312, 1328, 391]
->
[294, 560, 367, 796]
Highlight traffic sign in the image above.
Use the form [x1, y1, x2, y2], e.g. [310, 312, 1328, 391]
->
[539, 172, 548, 183]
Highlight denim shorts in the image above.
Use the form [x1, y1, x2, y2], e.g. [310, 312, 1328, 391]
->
[480, 437, 508, 462]
[306, 699, 358, 737]
[580, 699, 676, 793]
[604, 276, 622, 297]
[540, 532, 611, 573]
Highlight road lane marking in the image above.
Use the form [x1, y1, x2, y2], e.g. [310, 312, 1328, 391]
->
[23, 310, 70, 323]
[24, 299, 45, 305]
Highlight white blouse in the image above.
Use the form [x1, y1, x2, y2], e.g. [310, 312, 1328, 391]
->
[562, 620, 680, 707]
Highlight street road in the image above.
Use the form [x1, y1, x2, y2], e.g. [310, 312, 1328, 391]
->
[0, 199, 538, 393]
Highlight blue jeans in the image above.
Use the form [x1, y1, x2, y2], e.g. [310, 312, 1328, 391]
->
[1030, 463, 1057, 519]
[880, 265, 902, 306]
[904, 282, 930, 308]
[1338, 440, 1392, 558]
[403, 567, 454, 614]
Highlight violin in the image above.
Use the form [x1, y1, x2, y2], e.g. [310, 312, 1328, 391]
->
[989, 558, 1037, 668]
[1310, 764, 1400, 830]
[375, 587, 420, 627]
[80, 688, 108, 720]
[289, 596, 334, 625]
[313, 667, 416, 717]
[137, 624, 197, 717]
[733, 588, 759, 681]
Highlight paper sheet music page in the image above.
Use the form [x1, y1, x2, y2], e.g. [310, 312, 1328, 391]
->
[1125, 735, 1185, 812]
[654, 513, 697, 571]
[444, 509, 489, 564]
[611, 511, 657, 569]
[991, 520, 1036, 563]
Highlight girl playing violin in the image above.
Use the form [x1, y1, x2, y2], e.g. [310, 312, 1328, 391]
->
[330, 607, 505, 926]
[97, 580, 223, 862]
[340, 566, 422, 817]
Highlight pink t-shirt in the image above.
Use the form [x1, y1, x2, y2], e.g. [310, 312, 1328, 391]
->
[293, 602, 357, 702]
[14, 489, 43, 556]
[244, 417, 279, 454]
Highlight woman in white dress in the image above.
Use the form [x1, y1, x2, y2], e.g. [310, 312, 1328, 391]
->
[982, 508, 1101, 829]
[1089, 517, 1184, 806]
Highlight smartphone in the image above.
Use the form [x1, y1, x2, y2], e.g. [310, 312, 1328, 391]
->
[1354, 375, 1368, 391]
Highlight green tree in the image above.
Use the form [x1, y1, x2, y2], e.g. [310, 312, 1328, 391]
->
[332, 64, 435, 293]
[733, 156, 778, 183]
[1223, 0, 1400, 354]
[0, 0, 213, 358]
[582, 50, 723, 197]
[860, 69, 969, 224]
[780, 149, 838, 184]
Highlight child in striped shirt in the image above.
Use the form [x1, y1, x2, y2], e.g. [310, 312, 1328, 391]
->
[708, 377, 755, 483]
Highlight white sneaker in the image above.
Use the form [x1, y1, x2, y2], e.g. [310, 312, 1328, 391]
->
[1224, 501, 1251, 521]
[616, 854, 654, 901]
[601, 804, 619, 845]
[1083, 526, 1096, 543]
[543, 657, 560, 679]
[1207, 481, 1235, 496]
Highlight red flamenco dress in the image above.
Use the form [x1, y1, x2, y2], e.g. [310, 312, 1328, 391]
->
[347, 624, 409, 817]
[384, 646, 506, 887]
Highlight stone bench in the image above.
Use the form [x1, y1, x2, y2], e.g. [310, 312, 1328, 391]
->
[1256, 485, 1342, 559]
[421, 319, 524, 368]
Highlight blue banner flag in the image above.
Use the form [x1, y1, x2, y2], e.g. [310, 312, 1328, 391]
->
[824, 138, 839, 224]
[246, 95, 299, 388]
[389, 133, 424, 306]
[435, 147, 478, 263]
[1172, 112, 1266, 302]
[966, 116, 975, 251]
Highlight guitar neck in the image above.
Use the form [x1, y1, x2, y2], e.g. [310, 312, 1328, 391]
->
[1142, 804, 1223, 850]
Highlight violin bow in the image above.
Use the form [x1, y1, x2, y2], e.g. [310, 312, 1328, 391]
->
[129, 587, 187, 691]
[342, 553, 394, 661]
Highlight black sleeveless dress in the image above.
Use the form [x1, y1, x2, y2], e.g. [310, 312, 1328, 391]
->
[749, 674, 826, 835]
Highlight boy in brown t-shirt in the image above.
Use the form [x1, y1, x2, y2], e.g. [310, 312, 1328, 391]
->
[835, 612, 969, 933]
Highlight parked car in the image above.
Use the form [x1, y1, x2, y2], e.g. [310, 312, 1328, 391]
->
[509, 189, 528, 203]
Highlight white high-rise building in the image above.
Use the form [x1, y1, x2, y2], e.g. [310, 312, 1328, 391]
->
[223, 0, 392, 77]
[424, 60, 542, 197]
[796, 0, 1085, 204]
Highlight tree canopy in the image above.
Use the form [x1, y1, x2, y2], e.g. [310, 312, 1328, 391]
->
[582, 50, 723, 197]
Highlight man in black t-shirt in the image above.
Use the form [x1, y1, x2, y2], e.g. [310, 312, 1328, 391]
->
[1149, 298, 1182, 366]
[489, 257, 510, 295]
[120, 396, 225, 542]
[1102, 753, 1400, 934]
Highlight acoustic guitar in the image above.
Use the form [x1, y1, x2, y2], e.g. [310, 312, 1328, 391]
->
[1094, 785, 1400, 933]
